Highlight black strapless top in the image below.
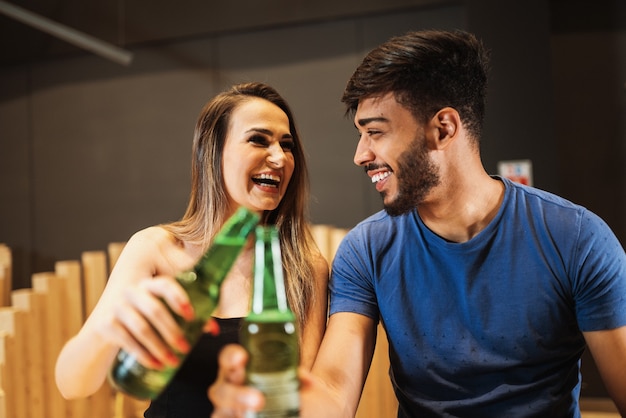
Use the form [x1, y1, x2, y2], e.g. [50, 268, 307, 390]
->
[144, 317, 243, 418]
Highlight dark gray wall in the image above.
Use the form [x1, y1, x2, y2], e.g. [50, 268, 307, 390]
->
[1, 0, 624, 286]
[1, 2, 625, 279]
[0, 1, 469, 286]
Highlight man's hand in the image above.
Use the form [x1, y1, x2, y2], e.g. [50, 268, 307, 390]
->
[209, 344, 264, 418]
[209, 343, 353, 418]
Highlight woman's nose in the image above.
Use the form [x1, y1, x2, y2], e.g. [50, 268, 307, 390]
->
[267, 143, 287, 167]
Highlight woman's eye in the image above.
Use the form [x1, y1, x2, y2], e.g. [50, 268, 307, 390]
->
[249, 135, 268, 145]
[281, 141, 295, 151]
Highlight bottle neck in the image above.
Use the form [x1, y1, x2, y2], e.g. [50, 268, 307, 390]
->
[251, 226, 289, 315]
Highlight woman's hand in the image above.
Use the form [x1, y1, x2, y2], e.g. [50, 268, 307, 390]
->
[99, 275, 194, 369]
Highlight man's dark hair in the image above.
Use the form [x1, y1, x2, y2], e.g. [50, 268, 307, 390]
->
[341, 30, 491, 141]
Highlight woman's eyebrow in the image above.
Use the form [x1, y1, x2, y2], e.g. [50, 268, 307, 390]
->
[246, 127, 293, 139]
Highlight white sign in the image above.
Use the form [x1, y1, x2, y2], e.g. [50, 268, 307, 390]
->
[497, 159, 533, 186]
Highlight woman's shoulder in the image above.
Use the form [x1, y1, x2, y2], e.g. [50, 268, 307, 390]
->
[311, 249, 330, 272]
[125, 225, 180, 252]
[119, 226, 199, 273]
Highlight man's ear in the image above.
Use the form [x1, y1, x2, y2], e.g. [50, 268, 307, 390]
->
[427, 107, 460, 150]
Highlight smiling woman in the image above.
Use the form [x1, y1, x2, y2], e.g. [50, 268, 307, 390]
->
[221, 97, 295, 214]
[54, 82, 329, 418]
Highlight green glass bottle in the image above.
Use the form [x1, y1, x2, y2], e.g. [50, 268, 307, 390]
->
[108, 206, 260, 400]
[241, 225, 300, 418]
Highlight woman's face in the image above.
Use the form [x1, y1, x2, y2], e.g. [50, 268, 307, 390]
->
[222, 97, 295, 215]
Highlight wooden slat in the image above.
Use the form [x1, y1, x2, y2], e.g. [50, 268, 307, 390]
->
[107, 242, 126, 272]
[81, 251, 114, 418]
[107, 242, 150, 418]
[55, 260, 85, 333]
[355, 323, 398, 418]
[311, 225, 332, 262]
[81, 251, 107, 317]
[11, 289, 46, 418]
[54, 261, 89, 417]
[32, 272, 67, 418]
[0, 388, 5, 418]
[0, 334, 9, 418]
[0, 308, 27, 418]
[0, 245, 11, 307]
[329, 228, 348, 260]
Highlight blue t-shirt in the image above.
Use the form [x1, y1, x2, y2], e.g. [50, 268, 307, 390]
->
[330, 177, 626, 418]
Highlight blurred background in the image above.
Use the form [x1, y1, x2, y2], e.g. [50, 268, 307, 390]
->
[0, 0, 624, 402]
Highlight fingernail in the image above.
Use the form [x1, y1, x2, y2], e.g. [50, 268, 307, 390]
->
[167, 352, 180, 366]
[177, 337, 191, 353]
[180, 303, 194, 320]
[148, 355, 165, 370]
[203, 319, 220, 336]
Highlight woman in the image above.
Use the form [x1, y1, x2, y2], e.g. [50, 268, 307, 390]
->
[55, 82, 329, 417]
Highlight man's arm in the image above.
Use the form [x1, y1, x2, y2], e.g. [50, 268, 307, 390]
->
[308, 312, 377, 417]
[583, 326, 626, 415]
[209, 312, 377, 418]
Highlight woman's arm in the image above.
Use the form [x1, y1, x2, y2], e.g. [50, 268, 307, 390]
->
[54, 228, 194, 399]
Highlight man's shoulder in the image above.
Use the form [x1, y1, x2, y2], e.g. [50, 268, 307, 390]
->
[502, 176, 584, 214]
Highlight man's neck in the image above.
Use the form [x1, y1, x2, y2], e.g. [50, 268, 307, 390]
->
[417, 174, 504, 243]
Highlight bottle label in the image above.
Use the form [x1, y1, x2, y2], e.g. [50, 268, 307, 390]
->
[247, 369, 299, 418]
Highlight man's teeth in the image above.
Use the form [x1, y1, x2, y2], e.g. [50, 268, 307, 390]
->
[371, 171, 391, 183]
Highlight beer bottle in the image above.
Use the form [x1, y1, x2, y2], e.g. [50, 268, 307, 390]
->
[108, 206, 260, 399]
[241, 225, 300, 418]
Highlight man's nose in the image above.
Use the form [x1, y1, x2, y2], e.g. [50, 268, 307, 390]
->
[353, 137, 374, 166]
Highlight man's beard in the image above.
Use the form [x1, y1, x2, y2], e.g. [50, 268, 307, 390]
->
[383, 134, 440, 216]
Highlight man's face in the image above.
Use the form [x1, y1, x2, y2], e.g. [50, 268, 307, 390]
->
[353, 93, 439, 216]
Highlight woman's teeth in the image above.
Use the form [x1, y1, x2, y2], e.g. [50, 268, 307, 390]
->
[253, 173, 280, 187]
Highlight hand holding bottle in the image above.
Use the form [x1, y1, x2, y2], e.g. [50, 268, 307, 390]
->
[209, 344, 347, 418]
[105, 274, 195, 370]
[109, 207, 260, 399]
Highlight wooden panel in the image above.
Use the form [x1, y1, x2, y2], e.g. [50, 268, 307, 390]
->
[355, 324, 398, 418]
[0, 334, 10, 418]
[0, 308, 28, 418]
[0, 245, 11, 307]
[32, 273, 66, 418]
[54, 261, 89, 417]
[0, 388, 5, 418]
[55, 260, 85, 332]
[108, 242, 150, 418]
[81, 251, 107, 317]
[11, 289, 46, 418]
[329, 228, 348, 260]
[81, 251, 115, 418]
[107, 242, 126, 272]
[311, 224, 332, 262]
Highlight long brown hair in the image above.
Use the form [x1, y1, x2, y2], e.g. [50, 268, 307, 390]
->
[163, 82, 317, 329]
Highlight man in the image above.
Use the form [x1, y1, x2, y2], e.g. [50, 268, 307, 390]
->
[210, 30, 626, 417]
